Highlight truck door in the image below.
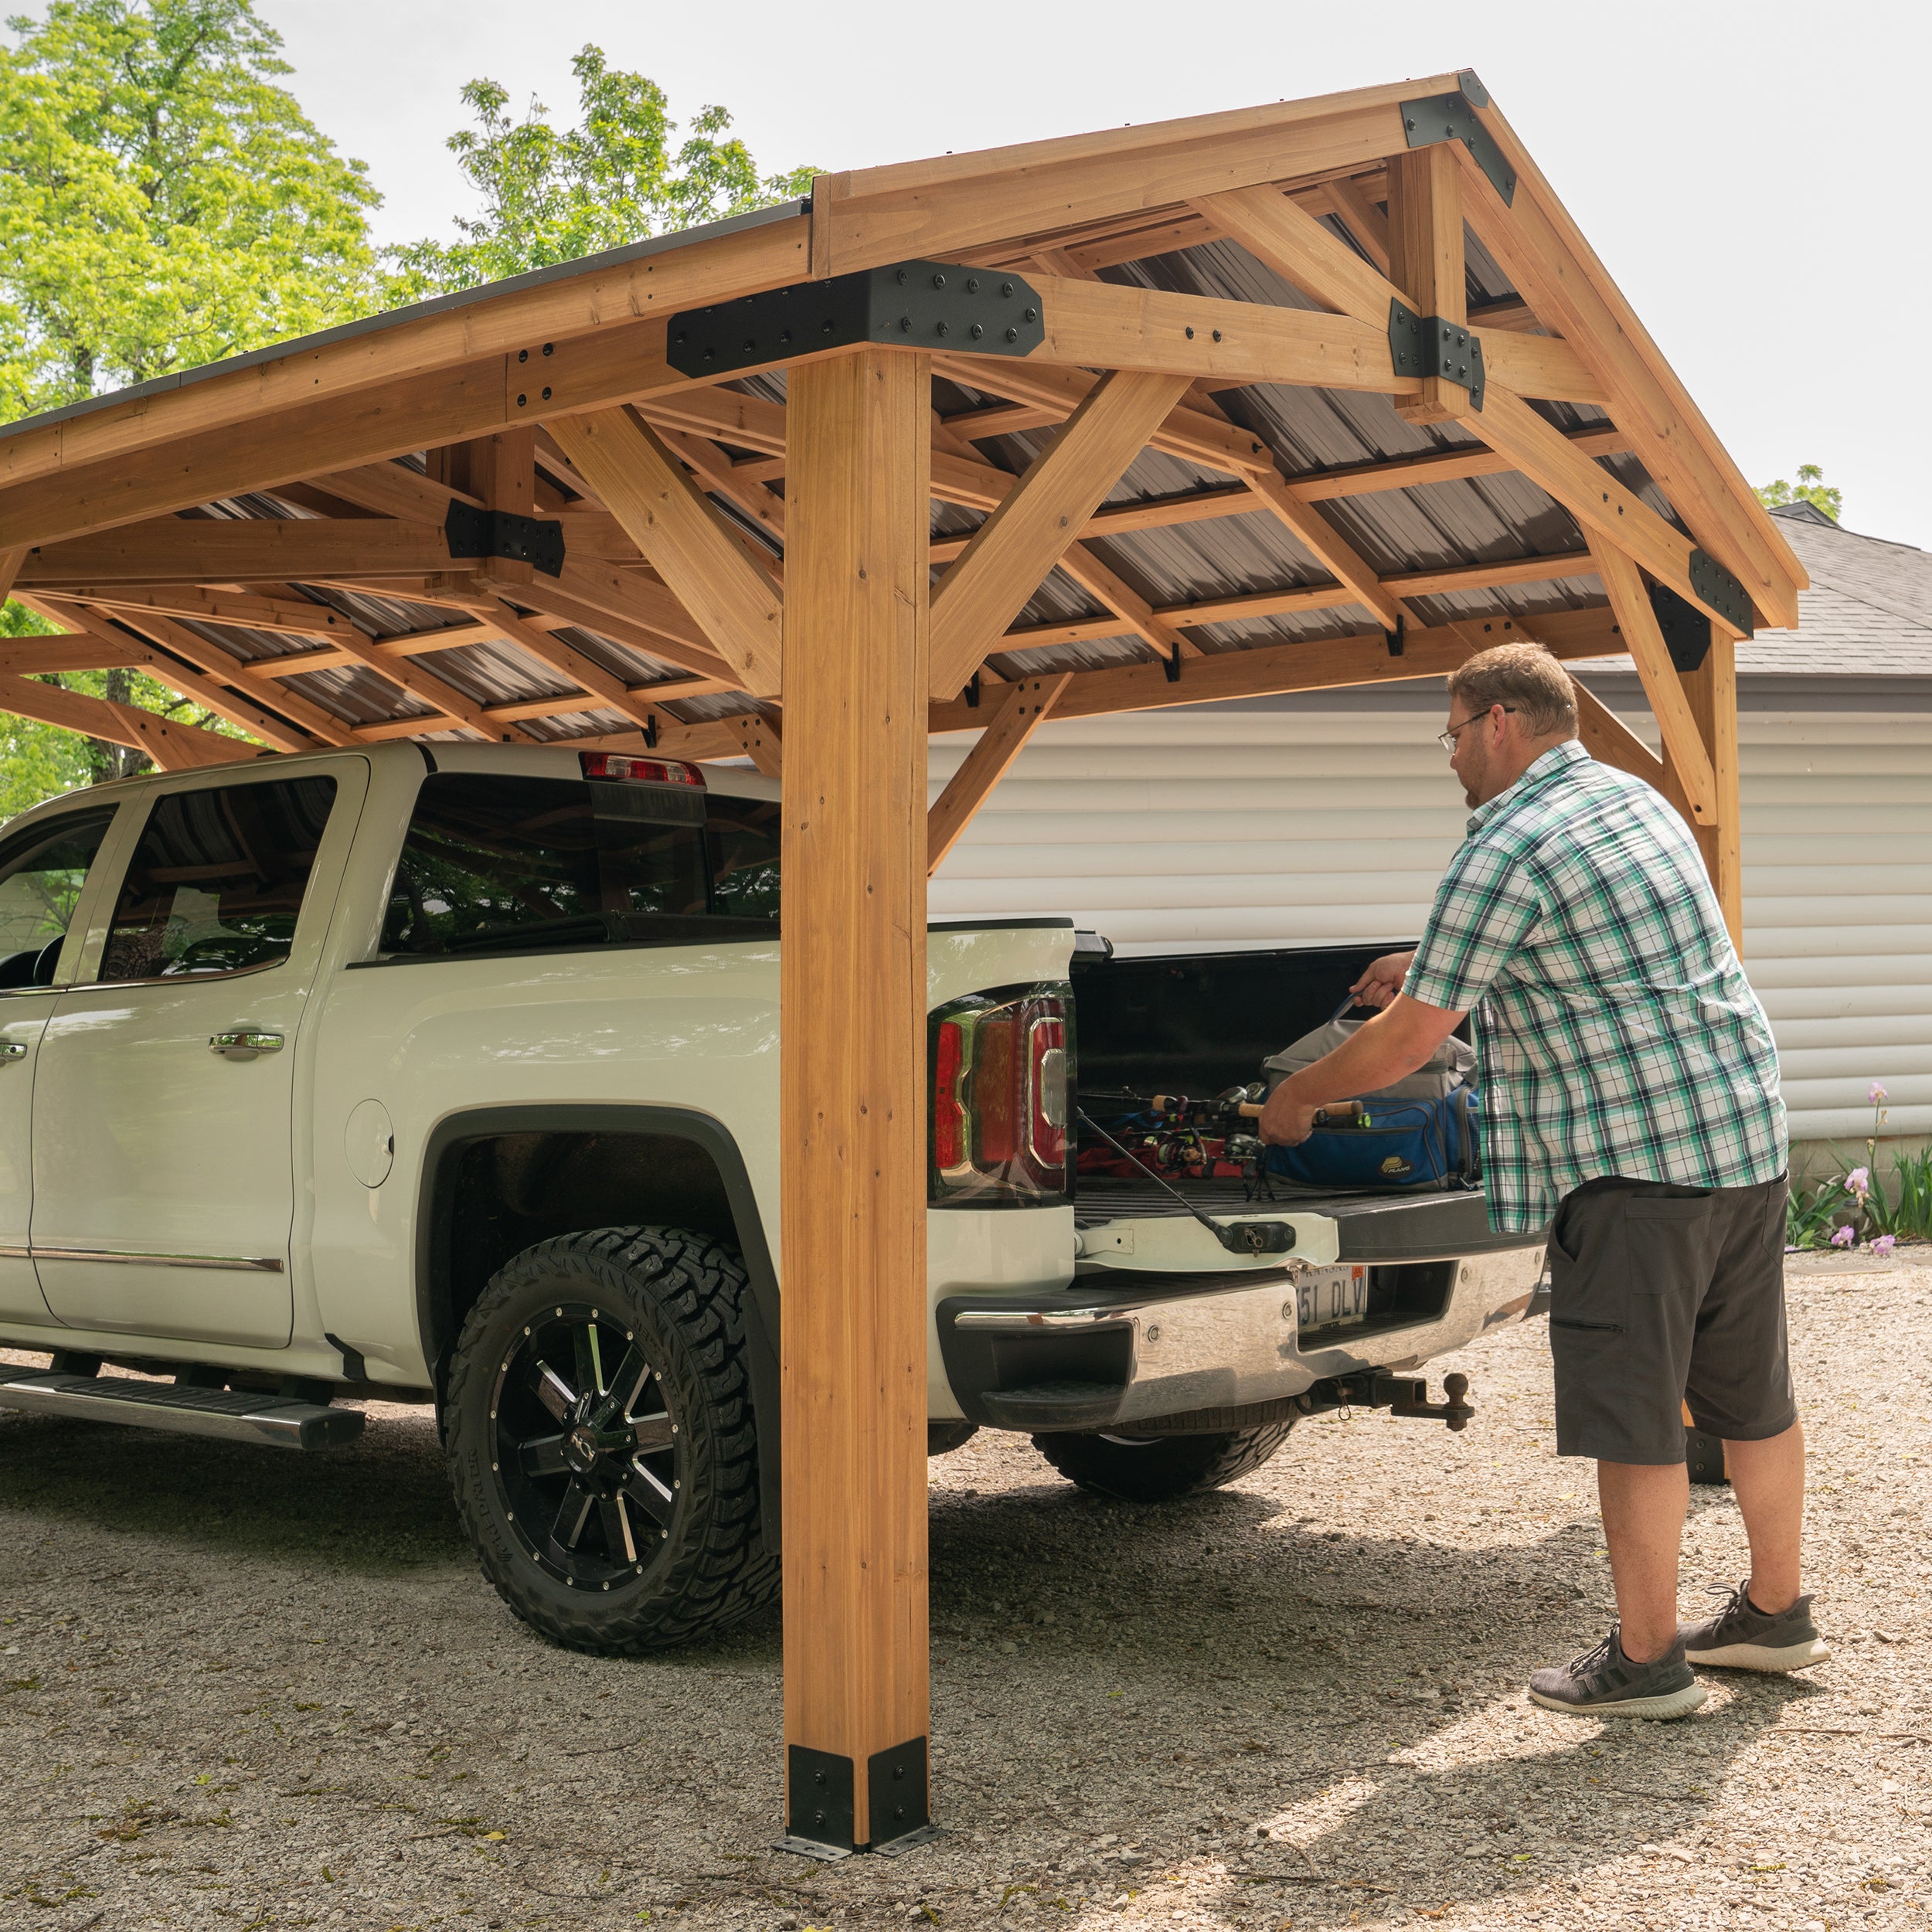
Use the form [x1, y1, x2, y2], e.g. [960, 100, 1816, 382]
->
[0, 804, 122, 1325]
[31, 763, 363, 1347]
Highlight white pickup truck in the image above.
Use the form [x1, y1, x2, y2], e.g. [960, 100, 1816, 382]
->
[0, 745, 1544, 1651]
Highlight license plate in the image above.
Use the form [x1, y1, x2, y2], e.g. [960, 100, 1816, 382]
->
[1298, 1266, 1369, 1335]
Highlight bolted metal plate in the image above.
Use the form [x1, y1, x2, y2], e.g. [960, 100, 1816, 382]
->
[1688, 548, 1755, 637]
[1387, 301, 1486, 410]
[868, 1736, 930, 1851]
[667, 264, 1045, 379]
[1398, 79, 1518, 206]
[785, 1744, 855, 1855]
[442, 502, 566, 578]
[1648, 582, 1713, 673]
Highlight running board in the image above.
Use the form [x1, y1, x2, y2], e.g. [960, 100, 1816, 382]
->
[0, 1371, 365, 1450]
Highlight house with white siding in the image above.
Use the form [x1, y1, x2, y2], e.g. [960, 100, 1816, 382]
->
[930, 502, 1931, 1171]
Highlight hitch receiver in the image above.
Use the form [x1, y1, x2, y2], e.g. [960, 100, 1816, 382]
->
[1295, 1370, 1475, 1431]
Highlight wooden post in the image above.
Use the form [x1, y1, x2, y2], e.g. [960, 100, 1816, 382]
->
[779, 345, 933, 1855]
[1678, 634, 1744, 952]
[1388, 144, 1464, 426]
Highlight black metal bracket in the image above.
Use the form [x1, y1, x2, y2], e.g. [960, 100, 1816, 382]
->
[868, 1737, 931, 1850]
[962, 673, 981, 709]
[1386, 614, 1406, 658]
[1162, 641, 1182, 684]
[1648, 582, 1712, 673]
[1398, 72, 1517, 206]
[442, 502, 566, 578]
[1688, 548, 1755, 638]
[1388, 301, 1485, 410]
[668, 264, 1046, 380]
[781, 1745, 855, 1859]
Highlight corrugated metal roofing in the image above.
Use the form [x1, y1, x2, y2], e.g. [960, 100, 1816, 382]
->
[8, 167, 1711, 747]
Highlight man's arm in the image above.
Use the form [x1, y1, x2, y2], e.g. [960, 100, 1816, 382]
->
[1258, 993, 1467, 1147]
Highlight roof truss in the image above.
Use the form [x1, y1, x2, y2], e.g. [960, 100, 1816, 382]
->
[0, 66, 1797, 892]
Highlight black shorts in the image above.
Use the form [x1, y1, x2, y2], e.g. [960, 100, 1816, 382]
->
[1546, 1173, 1795, 1466]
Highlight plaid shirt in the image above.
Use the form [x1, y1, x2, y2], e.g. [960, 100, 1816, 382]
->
[1403, 740, 1786, 1233]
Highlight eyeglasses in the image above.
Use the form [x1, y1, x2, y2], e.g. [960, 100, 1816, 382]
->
[1437, 706, 1516, 753]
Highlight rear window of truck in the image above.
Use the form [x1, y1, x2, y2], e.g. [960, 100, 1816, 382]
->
[381, 774, 780, 957]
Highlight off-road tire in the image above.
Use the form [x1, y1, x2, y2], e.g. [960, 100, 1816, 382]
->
[1032, 1422, 1295, 1502]
[445, 1226, 777, 1652]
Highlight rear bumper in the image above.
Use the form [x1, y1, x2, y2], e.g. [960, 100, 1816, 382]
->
[935, 1242, 1546, 1432]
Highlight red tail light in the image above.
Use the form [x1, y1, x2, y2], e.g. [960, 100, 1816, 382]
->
[934, 1019, 968, 1171]
[578, 752, 704, 787]
[928, 984, 1075, 1206]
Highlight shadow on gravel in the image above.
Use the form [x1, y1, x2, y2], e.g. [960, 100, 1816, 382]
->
[0, 1406, 1825, 1926]
[0, 1404, 467, 1575]
[922, 1472, 1826, 1923]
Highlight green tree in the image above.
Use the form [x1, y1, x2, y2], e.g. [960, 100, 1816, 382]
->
[0, 0, 380, 420]
[387, 44, 817, 297]
[0, 599, 242, 820]
[0, 0, 379, 817]
[1756, 463, 1842, 523]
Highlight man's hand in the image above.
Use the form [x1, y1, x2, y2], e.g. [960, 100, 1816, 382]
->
[1349, 950, 1416, 1012]
[1259, 1078, 1325, 1147]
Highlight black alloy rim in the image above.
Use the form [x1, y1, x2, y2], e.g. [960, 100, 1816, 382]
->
[488, 1301, 679, 1588]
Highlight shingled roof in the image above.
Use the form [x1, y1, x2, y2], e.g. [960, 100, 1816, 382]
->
[1741, 505, 1932, 678]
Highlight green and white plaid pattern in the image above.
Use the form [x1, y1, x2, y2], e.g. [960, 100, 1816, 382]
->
[1404, 740, 1786, 1233]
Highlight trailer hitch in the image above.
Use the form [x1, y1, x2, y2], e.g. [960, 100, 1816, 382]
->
[1295, 1370, 1475, 1431]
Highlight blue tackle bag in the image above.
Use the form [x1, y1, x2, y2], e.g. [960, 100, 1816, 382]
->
[1260, 998, 1483, 1192]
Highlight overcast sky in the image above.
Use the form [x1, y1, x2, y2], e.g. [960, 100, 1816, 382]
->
[264, 0, 1927, 552]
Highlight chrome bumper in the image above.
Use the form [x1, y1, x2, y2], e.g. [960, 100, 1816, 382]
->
[936, 1246, 1545, 1431]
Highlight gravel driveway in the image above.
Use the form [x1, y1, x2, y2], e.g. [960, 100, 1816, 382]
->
[2, 1249, 1927, 1930]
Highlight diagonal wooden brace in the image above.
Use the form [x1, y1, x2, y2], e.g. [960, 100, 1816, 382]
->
[927, 370, 1191, 697]
[1587, 540, 1717, 825]
[546, 406, 784, 697]
[927, 674, 1072, 873]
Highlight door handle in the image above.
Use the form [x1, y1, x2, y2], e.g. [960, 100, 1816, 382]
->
[0, 1042, 25, 1061]
[209, 1030, 284, 1060]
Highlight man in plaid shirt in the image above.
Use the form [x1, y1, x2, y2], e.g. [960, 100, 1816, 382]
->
[1260, 642, 1825, 1719]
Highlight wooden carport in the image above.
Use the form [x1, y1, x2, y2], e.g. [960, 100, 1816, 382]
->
[0, 69, 1802, 1852]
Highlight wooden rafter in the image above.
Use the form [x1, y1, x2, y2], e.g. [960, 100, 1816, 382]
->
[1468, 386, 1750, 639]
[49, 604, 329, 753]
[0, 631, 154, 675]
[1449, 99, 1803, 628]
[0, 665, 259, 769]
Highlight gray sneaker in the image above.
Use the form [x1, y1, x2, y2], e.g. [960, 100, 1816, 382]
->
[1679, 1582, 1831, 1673]
[1528, 1627, 1708, 1719]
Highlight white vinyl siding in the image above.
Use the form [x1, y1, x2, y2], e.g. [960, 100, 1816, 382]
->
[928, 694, 1932, 1146]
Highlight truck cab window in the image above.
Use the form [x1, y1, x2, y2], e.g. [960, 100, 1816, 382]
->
[706, 794, 781, 923]
[383, 774, 780, 956]
[0, 807, 117, 989]
[100, 775, 338, 981]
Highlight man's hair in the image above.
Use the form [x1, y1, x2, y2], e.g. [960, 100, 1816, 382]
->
[1445, 642, 1578, 740]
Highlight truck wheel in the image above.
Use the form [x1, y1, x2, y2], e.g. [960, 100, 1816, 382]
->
[444, 1226, 777, 1653]
[1032, 1422, 1295, 1502]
